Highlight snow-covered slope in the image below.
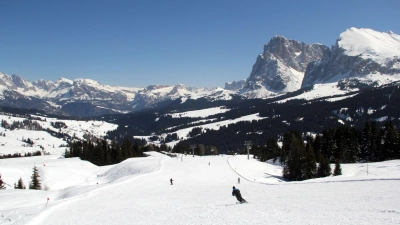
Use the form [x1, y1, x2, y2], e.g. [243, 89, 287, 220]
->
[0, 153, 399, 224]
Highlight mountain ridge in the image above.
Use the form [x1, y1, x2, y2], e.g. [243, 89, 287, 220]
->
[1, 27, 399, 117]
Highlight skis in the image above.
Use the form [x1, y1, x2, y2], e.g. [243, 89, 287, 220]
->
[236, 201, 248, 204]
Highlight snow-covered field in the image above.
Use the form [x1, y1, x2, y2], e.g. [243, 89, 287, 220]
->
[0, 114, 118, 156]
[1, 152, 400, 225]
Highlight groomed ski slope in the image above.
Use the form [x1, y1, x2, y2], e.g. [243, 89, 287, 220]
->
[1, 153, 400, 225]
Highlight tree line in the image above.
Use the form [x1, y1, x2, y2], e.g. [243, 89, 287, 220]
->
[66, 138, 220, 166]
[65, 139, 145, 166]
[0, 151, 42, 159]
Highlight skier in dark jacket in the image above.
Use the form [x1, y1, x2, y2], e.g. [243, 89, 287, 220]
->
[232, 186, 247, 203]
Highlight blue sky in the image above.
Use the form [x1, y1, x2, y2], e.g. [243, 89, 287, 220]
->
[0, 0, 399, 88]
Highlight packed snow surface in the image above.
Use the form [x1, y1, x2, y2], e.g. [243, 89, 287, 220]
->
[1, 152, 400, 225]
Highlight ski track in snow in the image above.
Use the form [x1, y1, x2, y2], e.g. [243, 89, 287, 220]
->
[0, 153, 400, 225]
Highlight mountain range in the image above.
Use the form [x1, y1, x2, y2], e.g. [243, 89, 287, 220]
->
[1, 27, 399, 117]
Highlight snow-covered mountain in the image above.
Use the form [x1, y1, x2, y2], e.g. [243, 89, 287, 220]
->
[0, 73, 234, 116]
[233, 28, 400, 98]
[302, 28, 400, 90]
[1, 28, 400, 116]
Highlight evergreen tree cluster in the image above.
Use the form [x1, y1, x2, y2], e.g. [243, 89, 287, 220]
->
[65, 139, 145, 166]
[312, 121, 400, 163]
[170, 142, 219, 156]
[279, 130, 332, 181]
[252, 120, 399, 181]
[0, 151, 42, 159]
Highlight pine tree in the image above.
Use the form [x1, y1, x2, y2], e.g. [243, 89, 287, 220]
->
[265, 137, 280, 162]
[345, 128, 359, 163]
[304, 142, 317, 179]
[197, 144, 206, 156]
[382, 120, 399, 160]
[333, 160, 342, 176]
[29, 166, 41, 190]
[282, 133, 307, 181]
[317, 155, 331, 178]
[312, 134, 323, 162]
[0, 173, 6, 189]
[360, 122, 371, 161]
[366, 121, 379, 161]
[15, 177, 26, 189]
[281, 130, 302, 165]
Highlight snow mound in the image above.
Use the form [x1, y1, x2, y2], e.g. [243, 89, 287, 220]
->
[98, 152, 168, 183]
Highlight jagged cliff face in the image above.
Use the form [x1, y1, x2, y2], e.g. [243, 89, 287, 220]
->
[224, 80, 246, 91]
[302, 28, 400, 90]
[242, 36, 329, 98]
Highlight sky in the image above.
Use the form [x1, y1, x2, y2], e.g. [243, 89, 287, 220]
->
[0, 0, 399, 88]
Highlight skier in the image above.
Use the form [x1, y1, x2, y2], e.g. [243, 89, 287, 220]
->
[238, 177, 240, 184]
[232, 186, 247, 203]
[170, 178, 174, 185]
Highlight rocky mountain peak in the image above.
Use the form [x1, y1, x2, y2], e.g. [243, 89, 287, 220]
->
[242, 35, 329, 98]
[145, 85, 169, 91]
[225, 80, 246, 91]
[33, 79, 55, 91]
[56, 77, 73, 85]
[11, 74, 30, 88]
[74, 79, 101, 87]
